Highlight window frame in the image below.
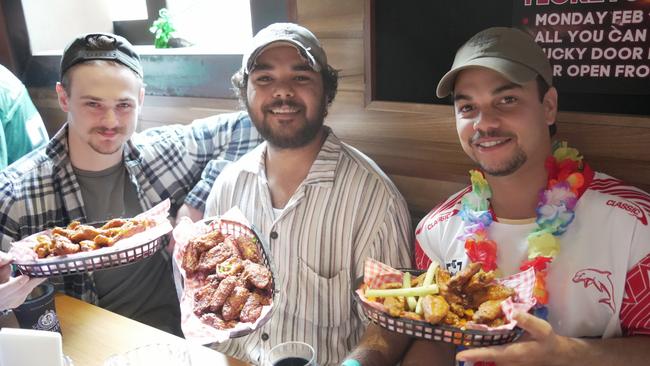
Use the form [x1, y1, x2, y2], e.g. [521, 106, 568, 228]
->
[0, 0, 297, 99]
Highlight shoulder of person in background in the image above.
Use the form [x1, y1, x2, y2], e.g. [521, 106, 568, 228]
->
[0, 65, 49, 169]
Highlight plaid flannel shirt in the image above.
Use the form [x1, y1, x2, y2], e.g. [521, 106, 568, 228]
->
[0, 111, 261, 303]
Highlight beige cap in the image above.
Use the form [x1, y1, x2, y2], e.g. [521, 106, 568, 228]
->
[436, 27, 552, 98]
[242, 23, 327, 74]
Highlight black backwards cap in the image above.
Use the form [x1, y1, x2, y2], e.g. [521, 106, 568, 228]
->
[60, 33, 143, 79]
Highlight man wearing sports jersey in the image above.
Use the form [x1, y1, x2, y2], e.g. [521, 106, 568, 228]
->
[202, 23, 413, 366]
[402, 27, 650, 365]
[0, 33, 261, 334]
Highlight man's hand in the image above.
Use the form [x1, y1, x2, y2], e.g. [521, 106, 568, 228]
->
[345, 323, 412, 365]
[0, 252, 45, 310]
[456, 312, 575, 366]
[175, 203, 204, 224]
[401, 339, 456, 366]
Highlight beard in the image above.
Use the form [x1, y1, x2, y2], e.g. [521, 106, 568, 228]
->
[469, 130, 527, 177]
[248, 99, 326, 149]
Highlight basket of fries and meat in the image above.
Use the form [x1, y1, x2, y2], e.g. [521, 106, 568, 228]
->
[9, 200, 173, 277]
[172, 209, 276, 344]
[354, 258, 536, 347]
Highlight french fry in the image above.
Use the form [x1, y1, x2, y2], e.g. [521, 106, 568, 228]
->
[415, 261, 439, 315]
[403, 272, 418, 311]
[365, 284, 439, 298]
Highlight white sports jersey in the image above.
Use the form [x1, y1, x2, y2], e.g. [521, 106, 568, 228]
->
[415, 172, 650, 338]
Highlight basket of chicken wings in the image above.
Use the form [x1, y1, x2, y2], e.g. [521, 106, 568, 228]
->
[173, 213, 276, 343]
[10, 200, 173, 277]
[354, 259, 535, 347]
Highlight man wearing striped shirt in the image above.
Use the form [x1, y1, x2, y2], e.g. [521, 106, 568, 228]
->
[203, 23, 414, 366]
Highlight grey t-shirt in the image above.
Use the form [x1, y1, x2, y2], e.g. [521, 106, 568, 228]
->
[73, 162, 181, 336]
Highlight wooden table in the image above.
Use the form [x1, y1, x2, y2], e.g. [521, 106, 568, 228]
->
[56, 294, 248, 366]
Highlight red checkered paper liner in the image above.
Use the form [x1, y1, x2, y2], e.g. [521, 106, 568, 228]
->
[172, 207, 273, 345]
[363, 258, 404, 288]
[10, 199, 173, 264]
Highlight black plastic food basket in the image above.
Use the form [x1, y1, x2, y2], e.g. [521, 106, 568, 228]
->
[353, 270, 523, 347]
[14, 225, 163, 278]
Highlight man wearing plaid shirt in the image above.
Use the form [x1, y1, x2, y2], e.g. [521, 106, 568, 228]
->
[0, 33, 261, 335]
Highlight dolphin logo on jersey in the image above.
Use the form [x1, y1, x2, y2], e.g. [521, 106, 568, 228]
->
[572, 268, 615, 312]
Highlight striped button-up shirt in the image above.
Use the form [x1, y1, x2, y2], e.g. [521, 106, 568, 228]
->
[0, 111, 261, 302]
[205, 127, 413, 366]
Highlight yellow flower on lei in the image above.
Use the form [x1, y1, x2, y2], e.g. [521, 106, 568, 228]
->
[469, 170, 489, 190]
[553, 142, 582, 163]
[527, 231, 560, 259]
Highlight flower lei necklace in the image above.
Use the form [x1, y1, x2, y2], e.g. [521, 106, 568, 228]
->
[459, 142, 594, 306]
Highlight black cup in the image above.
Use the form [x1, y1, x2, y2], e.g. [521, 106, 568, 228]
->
[13, 282, 61, 333]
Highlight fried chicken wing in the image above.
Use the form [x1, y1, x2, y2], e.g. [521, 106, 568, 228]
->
[51, 227, 76, 239]
[384, 296, 406, 317]
[181, 244, 201, 276]
[436, 267, 452, 284]
[94, 234, 115, 247]
[34, 235, 54, 258]
[422, 295, 449, 324]
[464, 269, 496, 293]
[450, 302, 467, 317]
[470, 284, 516, 308]
[114, 219, 149, 240]
[447, 262, 482, 292]
[473, 299, 504, 324]
[443, 310, 462, 327]
[192, 230, 226, 253]
[222, 286, 250, 321]
[239, 292, 264, 323]
[197, 239, 240, 272]
[79, 240, 99, 251]
[200, 313, 236, 330]
[234, 236, 261, 262]
[216, 256, 244, 279]
[221, 237, 242, 259]
[242, 260, 272, 289]
[209, 275, 238, 311]
[439, 283, 468, 308]
[51, 234, 80, 256]
[193, 281, 219, 315]
[411, 272, 428, 287]
[101, 218, 128, 229]
[254, 288, 272, 306]
[70, 225, 103, 242]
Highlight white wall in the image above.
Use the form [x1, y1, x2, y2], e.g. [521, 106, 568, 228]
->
[165, 0, 252, 53]
[22, 0, 114, 53]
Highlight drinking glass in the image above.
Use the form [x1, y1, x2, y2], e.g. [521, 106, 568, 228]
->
[265, 341, 316, 366]
[103, 343, 191, 366]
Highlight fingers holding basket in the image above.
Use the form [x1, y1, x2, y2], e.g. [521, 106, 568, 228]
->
[456, 312, 563, 366]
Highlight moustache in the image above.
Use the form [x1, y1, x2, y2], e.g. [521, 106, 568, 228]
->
[469, 130, 515, 144]
[92, 127, 124, 135]
[264, 100, 303, 110]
